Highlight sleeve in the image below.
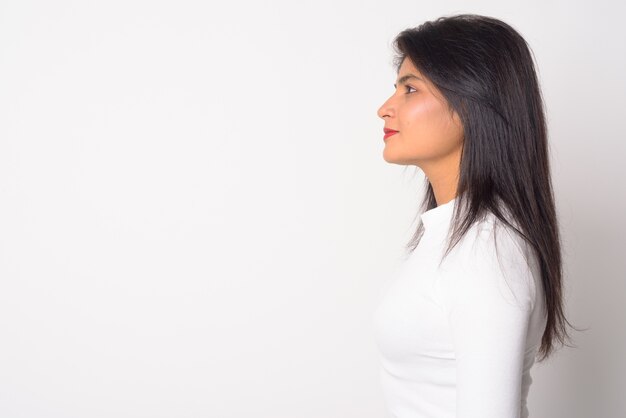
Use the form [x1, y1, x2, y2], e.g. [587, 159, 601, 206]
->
[441, 224, 537, 418]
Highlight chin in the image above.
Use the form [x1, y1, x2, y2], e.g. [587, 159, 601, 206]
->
[382, 151, 396, 164]
[383, 149, 411, 165]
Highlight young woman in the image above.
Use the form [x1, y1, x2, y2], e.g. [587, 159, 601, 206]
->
[372, 14, 579, 418]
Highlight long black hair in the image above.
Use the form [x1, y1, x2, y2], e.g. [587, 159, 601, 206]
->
[392, 13, 582, 362]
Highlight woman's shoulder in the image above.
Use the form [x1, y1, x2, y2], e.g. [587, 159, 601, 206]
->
[455, 205, 527, 254]
[454, 211, 532, 276]
[438, 211, 538, 313]
[479, 211, 532, 261]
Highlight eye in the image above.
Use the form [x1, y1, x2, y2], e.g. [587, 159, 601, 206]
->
[405, 85, 417, 94]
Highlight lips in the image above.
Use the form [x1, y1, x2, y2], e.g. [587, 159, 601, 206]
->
[383, 128, 399, 141]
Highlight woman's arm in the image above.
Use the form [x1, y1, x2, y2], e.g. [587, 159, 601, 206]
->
[441, 224, 537, 418]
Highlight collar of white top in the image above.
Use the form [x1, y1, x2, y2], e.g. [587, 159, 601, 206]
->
[420, 197, 456, 230]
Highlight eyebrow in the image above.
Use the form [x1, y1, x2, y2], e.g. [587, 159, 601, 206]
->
[394, 74, 423, 89]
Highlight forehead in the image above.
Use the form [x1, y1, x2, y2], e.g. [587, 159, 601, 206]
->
[398, 57, 422, 76]
[394, 58, 428, 88]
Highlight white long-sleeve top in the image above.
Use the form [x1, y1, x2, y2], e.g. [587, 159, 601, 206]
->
[372, 197, 548, 418]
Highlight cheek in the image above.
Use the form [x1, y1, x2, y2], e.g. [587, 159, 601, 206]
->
[400, 100, 428, 130]
[401, 100, 451, 140]
[399, 99, 463, 156]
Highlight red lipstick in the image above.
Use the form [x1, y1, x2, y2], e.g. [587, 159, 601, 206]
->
[383, 128, 399, 141]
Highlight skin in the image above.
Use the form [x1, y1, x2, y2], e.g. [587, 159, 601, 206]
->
[377, 57, 464, 206]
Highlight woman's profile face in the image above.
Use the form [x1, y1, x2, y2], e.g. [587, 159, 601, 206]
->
[377, 58, 464, 168]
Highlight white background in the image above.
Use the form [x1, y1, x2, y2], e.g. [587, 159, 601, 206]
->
[1, 0, 624, 417]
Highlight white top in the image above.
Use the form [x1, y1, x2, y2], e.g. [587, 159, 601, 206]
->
[372, 197, 548, 418]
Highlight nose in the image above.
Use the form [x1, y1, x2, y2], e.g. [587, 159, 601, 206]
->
[377, 95, 394, 120]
